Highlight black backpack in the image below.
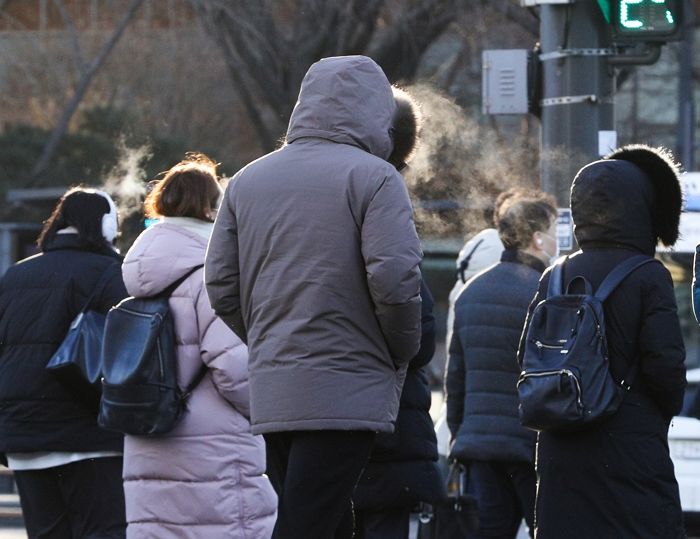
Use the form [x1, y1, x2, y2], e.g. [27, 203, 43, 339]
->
[517, 254, 656, 432]
[98, 266, 207, 436]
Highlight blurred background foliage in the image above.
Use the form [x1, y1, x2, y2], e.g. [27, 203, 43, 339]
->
[0, 0, 694, 240]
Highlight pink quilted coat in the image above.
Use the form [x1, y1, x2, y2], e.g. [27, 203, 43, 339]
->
[121, 220, 276, 539]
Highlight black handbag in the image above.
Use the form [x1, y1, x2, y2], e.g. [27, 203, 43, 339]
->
[46, 270, 113, 400]
[417, 459, 479, 538]
[99, 266, 206, 436]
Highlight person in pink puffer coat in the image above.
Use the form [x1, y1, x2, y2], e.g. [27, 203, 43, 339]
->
[120, 155, 277, 539]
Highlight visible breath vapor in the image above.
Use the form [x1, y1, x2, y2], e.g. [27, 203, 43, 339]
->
[101, 141, 152, 220]
[402, 84, 541, 240]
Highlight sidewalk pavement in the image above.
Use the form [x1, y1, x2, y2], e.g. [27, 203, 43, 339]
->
[0, 530, 25, 539]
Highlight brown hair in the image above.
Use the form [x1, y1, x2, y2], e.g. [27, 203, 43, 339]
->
[495, 188, 557, 250]
[145, 153, 221, 221]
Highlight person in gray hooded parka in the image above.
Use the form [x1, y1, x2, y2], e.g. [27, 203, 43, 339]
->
[205, 55, 423, 539]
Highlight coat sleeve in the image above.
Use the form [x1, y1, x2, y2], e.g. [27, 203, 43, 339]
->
[409, 281, 436, 371]
[445, 299, 466, 441]
[95, 261, 128, 313]
[196, 279, 251, 419]
[638, 262, 687, 418]
[205, 181, 247, 344]
[693, 244, 700, 324]
[361, 172, 423, 367]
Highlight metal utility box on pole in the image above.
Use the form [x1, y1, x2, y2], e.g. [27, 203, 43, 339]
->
[484, 0, 686, 208]
[539, 1, 615, 207]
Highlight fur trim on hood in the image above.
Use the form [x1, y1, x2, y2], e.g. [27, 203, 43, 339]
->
[604, 144, 682, 247]
[388, 87, 421, 171]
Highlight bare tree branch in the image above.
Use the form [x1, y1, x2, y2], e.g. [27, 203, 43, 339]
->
[53, 0, 87, 74]
[487, 0, 539, 37]
[190, 0, 464, 152]
[336, 0, 384, 54]
[371, 0, 459, 81]
[30, 0, 145, 183]
[189, 0, 279, 152]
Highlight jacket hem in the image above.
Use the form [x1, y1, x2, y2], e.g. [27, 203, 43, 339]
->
[251, 418, 393, 435]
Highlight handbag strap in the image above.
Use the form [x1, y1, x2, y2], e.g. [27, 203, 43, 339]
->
[79, 264, 119, 314]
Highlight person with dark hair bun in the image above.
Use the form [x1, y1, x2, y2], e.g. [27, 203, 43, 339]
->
[0, 186, 128, 538]
[353, 88, 445, 539]
[446, 188, 557, 539]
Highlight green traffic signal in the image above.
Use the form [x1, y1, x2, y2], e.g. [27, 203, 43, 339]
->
[612, 0, 682, 41]
[619, 0, 674, 32]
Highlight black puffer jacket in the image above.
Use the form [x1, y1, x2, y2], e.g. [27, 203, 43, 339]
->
[447, 250, 543, 464]
[0, 234, 127, 454]
[519, 158, 687, 539]
[354, 281, 444, 510]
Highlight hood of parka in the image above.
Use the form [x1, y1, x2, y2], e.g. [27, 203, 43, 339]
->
[571, 145, 682, 256]
[571, 159, 659, 255]
[286, 55, 396, 160]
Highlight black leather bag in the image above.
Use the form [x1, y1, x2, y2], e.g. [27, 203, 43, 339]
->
[418, 460, 478, 538]
[518, 254, 656, 432]
[46, 270, 112, 401]
[98, 266, 206, 436]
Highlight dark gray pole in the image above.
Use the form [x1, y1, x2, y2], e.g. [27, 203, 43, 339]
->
[677, 0, 695, 170]
[540, 1, 615, 207]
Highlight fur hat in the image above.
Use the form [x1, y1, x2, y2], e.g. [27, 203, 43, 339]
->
[604, 144, 682, 247]
[388, 87, 421, 171]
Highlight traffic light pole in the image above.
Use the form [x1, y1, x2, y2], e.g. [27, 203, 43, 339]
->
[540, 2, 616, 207]
[677, 0, 695, 170]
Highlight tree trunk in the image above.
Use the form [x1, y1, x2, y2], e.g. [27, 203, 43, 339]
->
[29, 0, 145, 184]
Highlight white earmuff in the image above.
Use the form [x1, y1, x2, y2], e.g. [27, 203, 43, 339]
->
[94, 190, 118, 243]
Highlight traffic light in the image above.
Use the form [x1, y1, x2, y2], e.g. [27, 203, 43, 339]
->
[610, 0, 683, 42]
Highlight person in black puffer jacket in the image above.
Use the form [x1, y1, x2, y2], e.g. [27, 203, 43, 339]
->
[353, 88, 445, 539]
[0, 187, 128, 539]
[519, 145, 686, 539]
[446, 188, 558, 539]
[354, 280, 443, 538]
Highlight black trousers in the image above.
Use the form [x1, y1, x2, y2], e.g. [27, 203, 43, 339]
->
[13, 457, 126, 539]
[264, 430, 375, 539]
[463, 460, 536, 539]
[354, 506, 411, 539]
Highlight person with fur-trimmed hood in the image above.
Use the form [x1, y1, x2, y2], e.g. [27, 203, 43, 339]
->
[353, 89, 445, 539]
[518, 145, 687, 539]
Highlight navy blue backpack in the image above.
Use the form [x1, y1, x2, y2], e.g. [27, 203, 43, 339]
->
[517, 254, 657, 432]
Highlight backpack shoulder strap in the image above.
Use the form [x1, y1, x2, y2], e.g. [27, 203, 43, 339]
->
[595, 255, 657, 302]
[79, 263, 119, 313]
[181, 363, 209, 400]
[546, 256, 569, 297]
[162, 265, 204, 298]
[458, 238, 485, 283]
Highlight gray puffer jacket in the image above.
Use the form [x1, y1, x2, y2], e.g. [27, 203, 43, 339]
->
[205, 55, 423, 435]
